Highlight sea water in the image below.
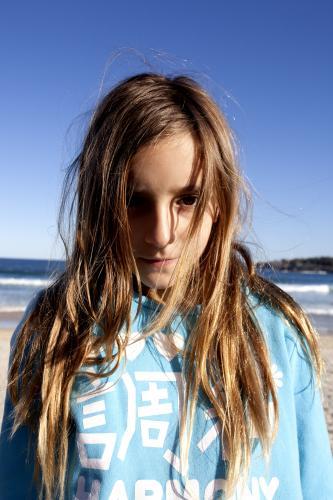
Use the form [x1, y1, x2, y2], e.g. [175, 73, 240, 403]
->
[0, 258, 64, 328]
[260, 269, 333, 333]
[0, 258, 332, 333]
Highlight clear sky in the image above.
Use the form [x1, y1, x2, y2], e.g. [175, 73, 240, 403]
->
[0, 0, 332, 262]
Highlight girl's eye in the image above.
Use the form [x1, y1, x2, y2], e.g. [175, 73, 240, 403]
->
[177, 195, 199, 207]
[127, 193, 147, 209]
[126, 192, 200, 210]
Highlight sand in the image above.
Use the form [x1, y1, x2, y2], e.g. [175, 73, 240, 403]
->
[0, 329, 12, 422]
[1, 327, 333, 450]
[320, 335, 333, 447]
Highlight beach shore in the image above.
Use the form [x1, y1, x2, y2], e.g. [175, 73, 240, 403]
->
[1, 326, 333, 450]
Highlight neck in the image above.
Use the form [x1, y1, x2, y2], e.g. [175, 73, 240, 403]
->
[133, 278, 168, 304]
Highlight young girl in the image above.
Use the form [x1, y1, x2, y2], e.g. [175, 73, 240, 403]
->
[0, 73, 332, 500]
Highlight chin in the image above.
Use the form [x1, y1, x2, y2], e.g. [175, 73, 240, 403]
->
[139, 272, 173, 292]
[142, 278, 171, 291]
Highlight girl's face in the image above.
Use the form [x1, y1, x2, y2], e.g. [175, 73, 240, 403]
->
[127, 133, 216, 296]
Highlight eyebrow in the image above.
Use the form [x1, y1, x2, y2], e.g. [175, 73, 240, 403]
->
[130, 184, 202, 196]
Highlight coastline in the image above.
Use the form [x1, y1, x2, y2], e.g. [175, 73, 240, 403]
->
[1, 326, 333, 451]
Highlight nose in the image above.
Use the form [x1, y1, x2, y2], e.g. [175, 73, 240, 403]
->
[144, 203, 175, 249]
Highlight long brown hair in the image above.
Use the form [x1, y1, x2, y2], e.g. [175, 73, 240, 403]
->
[8, 72, 323, 499]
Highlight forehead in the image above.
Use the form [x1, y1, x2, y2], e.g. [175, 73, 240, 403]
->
[128, 133, 202, 193]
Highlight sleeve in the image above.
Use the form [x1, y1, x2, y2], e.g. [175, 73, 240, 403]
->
[0, 295, 42, 499]
[289, 334, 333, 500]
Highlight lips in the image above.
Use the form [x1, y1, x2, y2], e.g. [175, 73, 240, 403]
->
[140, 257, 177, 263]
[138, 257, 178, 268]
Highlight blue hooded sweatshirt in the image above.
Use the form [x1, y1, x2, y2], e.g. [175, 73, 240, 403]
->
[0, 291, 332, 499]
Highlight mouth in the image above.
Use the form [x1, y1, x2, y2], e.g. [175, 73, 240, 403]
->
[139, 257, 178, 267]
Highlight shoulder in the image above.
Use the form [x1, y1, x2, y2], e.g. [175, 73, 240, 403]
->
[244, 290, 316, 387]
[245, 290, 299, 350]
[245, 290, 324, 425]
[10, 289, 46, 351]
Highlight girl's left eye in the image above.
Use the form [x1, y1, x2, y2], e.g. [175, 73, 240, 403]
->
[177, 195, 199, 207]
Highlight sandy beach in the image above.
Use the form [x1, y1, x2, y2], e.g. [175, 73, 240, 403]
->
[0, 329, 12, 423]
[1, 326, 333, 451]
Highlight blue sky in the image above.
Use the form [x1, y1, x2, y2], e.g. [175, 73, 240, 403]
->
[0, 0, 332, 261]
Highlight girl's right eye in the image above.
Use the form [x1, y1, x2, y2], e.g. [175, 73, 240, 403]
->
[127, 193, 147, 209]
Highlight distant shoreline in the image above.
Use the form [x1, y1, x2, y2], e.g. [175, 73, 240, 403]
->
[257, 257, 333, 274]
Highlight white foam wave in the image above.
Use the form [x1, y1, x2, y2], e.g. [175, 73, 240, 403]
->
[306, 307, 333, 316]
[277, 283, 331, 294]
[0, 306, 25, 313]
[0, 277, 50, 287]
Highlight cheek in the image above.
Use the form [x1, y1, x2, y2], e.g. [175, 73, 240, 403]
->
[127, 218, 141, 249]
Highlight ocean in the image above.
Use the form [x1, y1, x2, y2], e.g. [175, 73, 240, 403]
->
[0, 258, 64, 329]
[0, 258, 332, 333]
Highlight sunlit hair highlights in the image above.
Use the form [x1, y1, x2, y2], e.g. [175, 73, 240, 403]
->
[8, 73, 323, 499]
